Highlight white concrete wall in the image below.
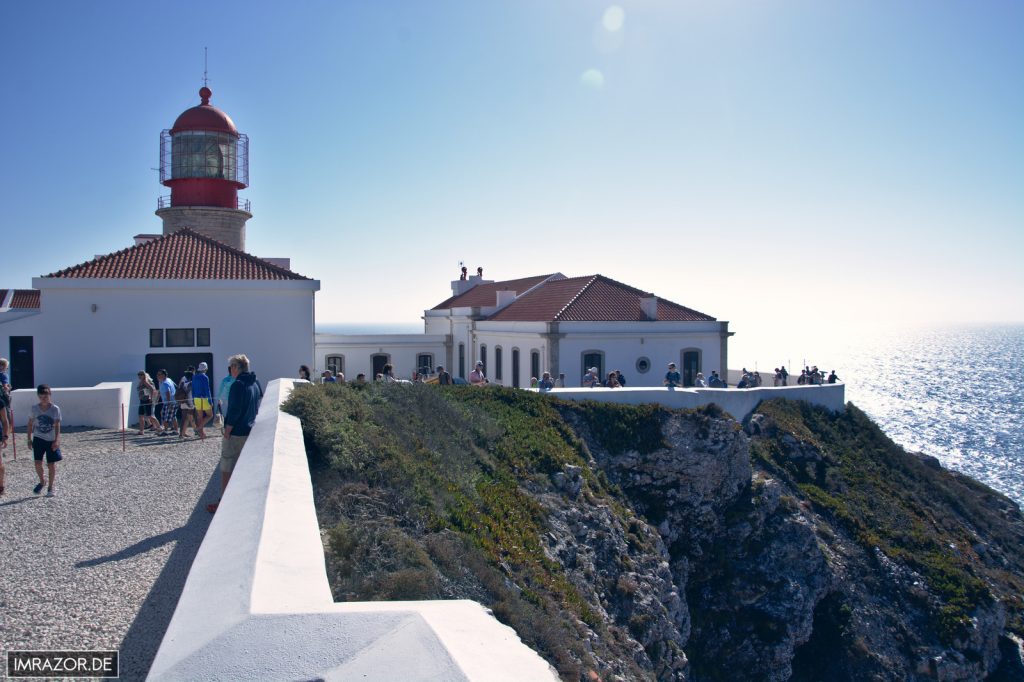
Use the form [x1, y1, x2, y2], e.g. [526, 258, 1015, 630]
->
[555, 327, 724, 388]
[1, 281, 316, 416]
[534, 383, 846, 422]
[315, 334, 447, 380]
[148, 379, 557, 682]
[10, 382, 131, 429]
[470, 329, 546, 387]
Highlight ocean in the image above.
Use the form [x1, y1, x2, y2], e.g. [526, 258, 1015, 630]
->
[318, 323, 1024, 507]
[730, 323, 1024, 508]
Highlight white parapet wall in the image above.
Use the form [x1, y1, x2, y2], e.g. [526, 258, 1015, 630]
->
[147, 379, 558, 682]
[534, 383, 845, 421]
[10, 382, 130, 429]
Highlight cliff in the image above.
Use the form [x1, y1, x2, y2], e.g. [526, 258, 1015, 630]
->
[283, 384, 1024, 681]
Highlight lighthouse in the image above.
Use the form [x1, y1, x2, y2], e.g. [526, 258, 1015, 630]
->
[156, 87, 251, 250]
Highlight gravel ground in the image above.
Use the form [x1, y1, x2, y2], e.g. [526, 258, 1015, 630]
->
[0, 426, 221, 680]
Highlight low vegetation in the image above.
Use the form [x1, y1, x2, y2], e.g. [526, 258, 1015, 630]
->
[283, 382, 660, 678]
[751, 399, 1024, 643]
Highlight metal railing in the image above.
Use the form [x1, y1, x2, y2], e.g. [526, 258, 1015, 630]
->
[157, 195, 251, 212]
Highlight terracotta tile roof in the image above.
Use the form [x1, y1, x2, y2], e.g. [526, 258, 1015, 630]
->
[487, 274, 716, 322]
[431, 274, 557, 310]
[10, 289, 40, 309]
[44, 228, 311, 281]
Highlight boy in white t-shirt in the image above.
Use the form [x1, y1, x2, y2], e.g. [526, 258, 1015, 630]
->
[27, 384, 62, 497]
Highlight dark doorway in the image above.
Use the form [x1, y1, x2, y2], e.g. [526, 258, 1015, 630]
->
[146, 353, 214, 385]
[9, 336, 34, 389]
[682, 350, 700, 387]
[530, 351, 540, 381]
[371, 354, 390, 379]
[511, 349, 520, 388]
[582, 352, 604, 385]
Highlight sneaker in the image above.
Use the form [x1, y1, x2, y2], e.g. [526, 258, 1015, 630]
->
[46, 488, 54, 497]
[157, 430, 172, 437]
[33, 482, 44, 494]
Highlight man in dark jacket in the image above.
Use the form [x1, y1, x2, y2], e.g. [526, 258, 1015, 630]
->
[207, 354, 263, 513]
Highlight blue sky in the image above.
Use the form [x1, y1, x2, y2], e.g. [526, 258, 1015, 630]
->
[2, 1, 1022, 355]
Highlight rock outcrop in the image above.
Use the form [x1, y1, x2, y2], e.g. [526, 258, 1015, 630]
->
[287, 384, 1024, 681]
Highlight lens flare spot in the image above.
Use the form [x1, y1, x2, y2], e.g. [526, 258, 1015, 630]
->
[603, 6, 625, 32]
[580, 69, 605, 90]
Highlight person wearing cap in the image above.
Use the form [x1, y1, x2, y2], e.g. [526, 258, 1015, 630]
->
[582, 367, 600, 388]
[192, 361, 213, 439]
[664, 362, 681, 388]
[469, 360, 488, 386]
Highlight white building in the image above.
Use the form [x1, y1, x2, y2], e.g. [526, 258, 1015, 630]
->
[2, 85, 728, 401]
[0, 88, 319, 410]
[317, 270, 731, 388]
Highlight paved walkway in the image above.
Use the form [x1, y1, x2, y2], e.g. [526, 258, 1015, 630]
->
[0, 427, 221, 680]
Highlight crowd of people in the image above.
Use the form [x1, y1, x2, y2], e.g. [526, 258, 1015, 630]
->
[296, 359, 842, 392]
[769, 365, 840, 386]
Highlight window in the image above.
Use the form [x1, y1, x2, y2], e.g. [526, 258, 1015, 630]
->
[196, 328, 211, 347]
[149, 329, 164, 348]
[530, 350, 540, 381]
[582, 351, 605, 383]
[479, 345, 487, 375]
[326, 355, 344, 376]
[511, 348, 521, 388]
[172, 131, 238, 181]
[636, 357, 651, 374]
[458, 343, 465, 379]
[416, 353, 434, 374]
[166, 328, 195, 347]
[495, 346, 503, 381]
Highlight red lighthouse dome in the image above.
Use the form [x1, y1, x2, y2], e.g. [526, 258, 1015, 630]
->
[159, 87, 249, 209]
[170, 87, 238, 135]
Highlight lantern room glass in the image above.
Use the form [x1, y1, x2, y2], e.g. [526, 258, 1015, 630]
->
[161, 130, 248, 186]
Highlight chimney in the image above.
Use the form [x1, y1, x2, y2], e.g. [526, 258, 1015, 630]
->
[495, 290, 516, 308]
[640, 295, 658, 320]
[260, 257, 291, 270]
[133, 234, 162, 246]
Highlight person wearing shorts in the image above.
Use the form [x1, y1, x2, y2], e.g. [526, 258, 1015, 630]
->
[208, 354, 262, 513]
[156, 369, 177, 435]
[192, 361, 213, 439]
[136, 371, 160, 435]
[27, 384, 62, 497]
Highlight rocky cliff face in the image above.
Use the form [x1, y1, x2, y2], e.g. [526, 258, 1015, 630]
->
[286, 385, 1024, 681]
[560, 400, 1024, 681]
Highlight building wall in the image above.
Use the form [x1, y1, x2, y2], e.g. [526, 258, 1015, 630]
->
[472, 328, 547, 387]
[316, 334, 447, 381]
[553, 323, 727, 388]
[1, 282, 316, 414]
